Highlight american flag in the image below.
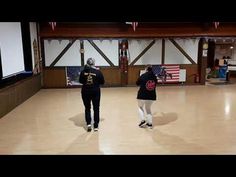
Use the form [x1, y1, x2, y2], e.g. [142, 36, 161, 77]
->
[49, 22, 56, 30]
[152, 64, 180, 83]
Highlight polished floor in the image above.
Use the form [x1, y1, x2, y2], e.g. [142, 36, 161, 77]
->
[1, 84, 236, 154]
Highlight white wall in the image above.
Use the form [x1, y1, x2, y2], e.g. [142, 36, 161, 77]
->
[43, 38, 199, 67]
[44, 39, 119, 67]
[56, 40, 81, 66]
[44, 40, 68, 66]
[129, 39, 162, 65]
[0, 22, 25, 78]
[129, 39, 199, 65]
[44, 39, 81, 66]
[84, 40, 119, 66]
[165, 39, 199, 64]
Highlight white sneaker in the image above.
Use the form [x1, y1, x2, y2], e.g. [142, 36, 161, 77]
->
[139, 120, 146, 127]
[87, 125, 92, 132]
[146, 123, 153, 129]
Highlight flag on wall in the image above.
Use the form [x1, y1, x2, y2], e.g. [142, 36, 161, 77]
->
[125, 22, 138, 31]
[213, 22, 219, 29]
[152, 64, 180, 83]
[49, 22, 56, 30]
[132, 22, 138, 31]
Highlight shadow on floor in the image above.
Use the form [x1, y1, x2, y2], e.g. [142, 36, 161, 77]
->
[69, 113, 104, 131]
[61, 132, 103, 154]
[152, 112, 178, 126]
[149, 129, 211, 154]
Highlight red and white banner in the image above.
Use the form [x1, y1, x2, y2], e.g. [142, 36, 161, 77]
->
[49, 22, 56, 30]
[213, 22, 219, 29]
[132, 22, 138, 31]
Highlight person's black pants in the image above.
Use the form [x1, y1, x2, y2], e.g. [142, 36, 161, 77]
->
[81, 89, 101, 128]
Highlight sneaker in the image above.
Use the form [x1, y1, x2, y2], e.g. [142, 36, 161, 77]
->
[87, 125, 92, 132]
[94, 123, 99, 131]
[146, 123, 153, 129]
[139, 120, 146, 127]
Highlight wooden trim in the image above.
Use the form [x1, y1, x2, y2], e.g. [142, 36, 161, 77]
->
[130, 40, 156, 66]
[87, 40, 115, 66]
[197, 38, 207, 85]
[207, 40, 216, 68]
[49, 39, 76, 67]
[169, 39, 197, 64]
[41, 38, 46, 68]
[40, 23, 236, 38]
[0, 75, 41, 118]
[43, 68, 66, 88]
[21, 22, 33, 72]
[161, 39, 165, 64]
[36, 23, 41, 62]
[100, 67, 121, 86]
[0, 48, 2, 79]
[80, 40, 85, 66]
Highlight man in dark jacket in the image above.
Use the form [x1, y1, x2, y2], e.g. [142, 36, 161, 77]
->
[79, 58, 105, 132]
[136, 65, 157, 129]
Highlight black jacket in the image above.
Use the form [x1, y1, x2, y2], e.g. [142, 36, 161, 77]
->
[79, 65, 105, 92]
[136, 71, 157, 100]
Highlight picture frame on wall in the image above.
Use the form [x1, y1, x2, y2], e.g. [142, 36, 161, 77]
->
[66, 66, 83, 86]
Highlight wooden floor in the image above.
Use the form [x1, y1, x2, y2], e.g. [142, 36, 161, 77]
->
[1, 84, 236, 154]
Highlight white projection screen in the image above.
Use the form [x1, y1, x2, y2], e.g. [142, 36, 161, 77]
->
[0, 22, 25, 78]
